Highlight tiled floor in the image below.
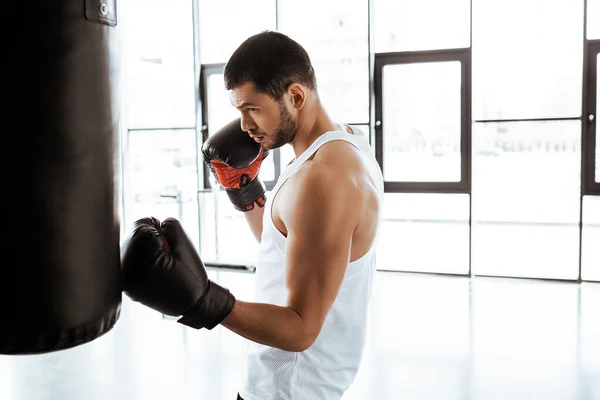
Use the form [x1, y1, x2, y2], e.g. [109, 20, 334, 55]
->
[1, 271, 599, 400]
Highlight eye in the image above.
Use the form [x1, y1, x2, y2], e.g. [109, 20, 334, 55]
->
[248, 107, 259, 113]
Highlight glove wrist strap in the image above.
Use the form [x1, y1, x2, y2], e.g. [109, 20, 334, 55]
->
[177, 281, 236, 330]
[226, 176, 266, 212]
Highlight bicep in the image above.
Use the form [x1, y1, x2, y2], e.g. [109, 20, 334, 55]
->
[283, 173, 356, 337]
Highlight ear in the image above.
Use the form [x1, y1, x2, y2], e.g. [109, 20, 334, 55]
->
[286, 83, 307, 111]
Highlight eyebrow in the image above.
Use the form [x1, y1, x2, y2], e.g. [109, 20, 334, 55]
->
[235, 102, 258, 110]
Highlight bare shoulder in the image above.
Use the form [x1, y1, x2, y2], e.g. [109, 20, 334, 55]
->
[276, 140, 371, 223]
[272, 160, 358, 242]
[311, 139, 365, 171]
[272, 139, 381, 262]
[293, 141, 364, 197]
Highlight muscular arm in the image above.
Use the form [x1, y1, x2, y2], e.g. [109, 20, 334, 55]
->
[244, 205, 264, 243]
[221, 164, 357, 352]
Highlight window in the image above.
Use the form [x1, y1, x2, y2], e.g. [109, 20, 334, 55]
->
[382, 61, 462, 182]
[581, 283, 600, 378]
[374, 50, 471, 193]
[471, 121, 581, 279]
[373, 21, 471, 275]
[117, 0, 597, 281]
[378, 194, 470, 274]
[278, 0, 370, 123]
[582, 196, 600, 281]
[198, 0, 276, 64]
[472, 0, 584, 120]
[374, 0, 471, 52]
[122, 129, 199, 249]
[472, 280, 579, 397]
[588, 0, 600, 39]
[122, 0, 196, 129]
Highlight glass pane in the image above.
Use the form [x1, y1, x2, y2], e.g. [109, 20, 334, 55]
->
[122, 0, 196, 129]
[374, 0, 470, 52]
[363, 274, 470, 396]
[472, 280, 579, 399]
[123, 129, 199, 250]
[588, 0, 600, 39]
[199, 0, 276, 63]
[207, 73, 238, 137]
[581, 283, 600, 382]
[473, 0, 584, 120]
[382, 62, 462, 182]
[377, 194, 470, 274]
[278, 0, 369, 123]
[198, 191, 259, 264]
[472, 121, 581, 279]
[582, 196, 600, 281]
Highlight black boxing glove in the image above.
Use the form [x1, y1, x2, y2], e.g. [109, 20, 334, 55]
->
[202, 118, 269, 212]
[120, 217, 235, 330]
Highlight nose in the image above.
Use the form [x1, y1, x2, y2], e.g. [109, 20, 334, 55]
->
[240, 113, 256, 133]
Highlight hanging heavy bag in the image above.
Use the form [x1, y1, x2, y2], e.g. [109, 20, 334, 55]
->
[1, 0, 122, 354]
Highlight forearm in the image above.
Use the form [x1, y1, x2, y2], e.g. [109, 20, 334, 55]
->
[220, 299, 314, 352]
[243, 206, 264, 243]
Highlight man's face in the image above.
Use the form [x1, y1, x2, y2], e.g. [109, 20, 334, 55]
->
[229, 82, 298, 150]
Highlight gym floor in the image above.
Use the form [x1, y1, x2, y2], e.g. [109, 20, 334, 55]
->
[1, 271, 599, 400]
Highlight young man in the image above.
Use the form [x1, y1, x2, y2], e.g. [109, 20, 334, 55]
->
[120, 31, 383, 400]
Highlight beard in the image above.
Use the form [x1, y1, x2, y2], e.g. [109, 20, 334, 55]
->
[264, 101, 298, 150]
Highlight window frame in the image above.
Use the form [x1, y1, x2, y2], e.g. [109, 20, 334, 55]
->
[583, 40, 600, 195]
[374, 48, 472, 193]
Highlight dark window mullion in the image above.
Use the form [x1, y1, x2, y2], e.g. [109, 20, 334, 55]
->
[462, 51, 472, 192]
[384, 182, 469, 193]
[475, 117, 582, 123]
[199, 63, 225, 190]
[583, 40, 600, 195]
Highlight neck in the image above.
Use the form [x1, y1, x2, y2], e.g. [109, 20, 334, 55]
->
[290, 101, 341, 158]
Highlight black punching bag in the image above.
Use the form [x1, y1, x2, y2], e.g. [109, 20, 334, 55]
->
[2, 0, 122, 354]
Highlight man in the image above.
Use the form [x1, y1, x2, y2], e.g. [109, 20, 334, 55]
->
[120, 31, 384, 400]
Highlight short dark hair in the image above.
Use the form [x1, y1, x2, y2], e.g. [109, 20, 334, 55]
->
[224, 31, 317, 101]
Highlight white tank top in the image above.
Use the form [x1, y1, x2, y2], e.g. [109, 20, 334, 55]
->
[239, 128, 384, 400]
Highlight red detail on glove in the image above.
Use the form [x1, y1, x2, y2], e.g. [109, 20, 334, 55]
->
[210, 147, 266, 189]
[161, 235, 171, 252]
